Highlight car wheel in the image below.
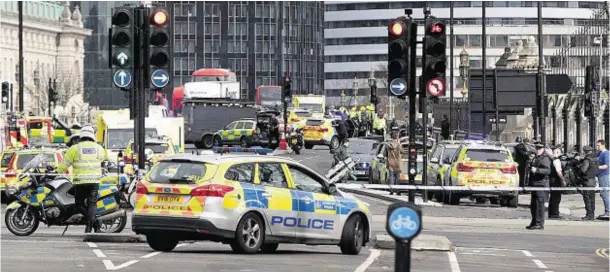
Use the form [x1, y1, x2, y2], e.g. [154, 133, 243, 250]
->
[330, 136, 339, 150]
[260, 243, 279, 253]
[339, 214, 364, 255]
[146, 234, 178, 252]
[239, 136, 248, 147]
[475, 197, 486, 204]
[231, 213, 264, 254]
[434, 179, 444, 202]
[490, 198, 500, 205]
[202, 135, 214, 149]
[426, 191, 435, 201]
[507, 196, 518, 208]
[304, 143, 313, 149]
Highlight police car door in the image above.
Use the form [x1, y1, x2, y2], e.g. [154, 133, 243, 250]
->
[286, 164, 339, 240]
[221, 121, 239, 143]
[255, 162, 297, 238]
[427, 146, 443, 185]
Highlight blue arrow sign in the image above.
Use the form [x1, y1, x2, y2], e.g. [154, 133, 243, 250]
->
[113, 69, 132, 88]
[387, 204, 421, 240]
[151, 69, 170, 88]
[390, 78, 407, 96]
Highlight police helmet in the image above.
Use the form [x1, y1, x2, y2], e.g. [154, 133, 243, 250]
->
[515, 136, 523, 143]
[79, 125, 95, 141]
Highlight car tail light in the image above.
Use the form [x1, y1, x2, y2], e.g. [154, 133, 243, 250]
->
[318, 127, 328, 132]
[457, 163, 475, 172]
[136, 182, 149, 194]
[191, 184, 234, 197]
[500, 165, 517, 174]
[5, 169, 16, 178]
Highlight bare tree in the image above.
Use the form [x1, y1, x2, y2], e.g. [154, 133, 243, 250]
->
[373, 63, 407, 120]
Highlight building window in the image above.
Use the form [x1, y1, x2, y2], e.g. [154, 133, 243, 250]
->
[468, 35, 482, 47]
[455, 35, 467, 47]
[174, 3, 196, 17]
[175, 40, 195, 52]
[489, 35, 508, 48]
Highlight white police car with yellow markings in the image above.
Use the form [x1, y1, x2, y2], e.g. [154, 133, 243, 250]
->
[132, 151, 371, 255]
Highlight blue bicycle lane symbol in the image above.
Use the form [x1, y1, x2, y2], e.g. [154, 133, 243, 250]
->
[388, 207, 421, 240]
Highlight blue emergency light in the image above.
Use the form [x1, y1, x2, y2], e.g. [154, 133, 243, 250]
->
[212, 147, 273, 155]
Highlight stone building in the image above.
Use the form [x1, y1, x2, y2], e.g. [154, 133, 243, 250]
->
[0, 2, 91, 125]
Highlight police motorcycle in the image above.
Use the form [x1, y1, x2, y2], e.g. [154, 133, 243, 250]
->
[125, 148, 156, 208]
[4, 154, 128, 236]
[288, 128, 304, 154]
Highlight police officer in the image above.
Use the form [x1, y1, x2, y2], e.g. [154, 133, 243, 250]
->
[514, 137, 532, 188]
[547, 146, 566, 219]
[527, 141, 552, 230]
[57, 125, 109, 233]
[268, 113, 280, 149]
[579, 146, 599, 221]
[67, 133, 80, 148]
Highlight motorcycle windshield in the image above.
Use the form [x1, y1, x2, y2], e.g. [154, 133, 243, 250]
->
[21, 153, 50, 172]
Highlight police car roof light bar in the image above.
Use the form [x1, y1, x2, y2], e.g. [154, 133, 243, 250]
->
[212, 147, 273, 155]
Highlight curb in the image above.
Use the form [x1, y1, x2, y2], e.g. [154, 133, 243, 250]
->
[83, 233, 146, 243]
[272, 149, 292, 156]
[373, 234, 454, 251]
[341, 188, 442, 207]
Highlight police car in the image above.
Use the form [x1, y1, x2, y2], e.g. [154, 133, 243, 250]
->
[132, 152, 372, 255]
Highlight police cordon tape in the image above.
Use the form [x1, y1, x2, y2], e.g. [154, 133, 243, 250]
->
[335, 183, 610, 192]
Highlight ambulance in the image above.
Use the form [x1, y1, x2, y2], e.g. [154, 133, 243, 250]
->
[292, 95, 326, 119]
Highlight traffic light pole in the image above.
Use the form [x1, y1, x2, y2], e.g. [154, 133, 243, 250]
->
[408, 19, 417, 204]
[136, 6, 148, 171]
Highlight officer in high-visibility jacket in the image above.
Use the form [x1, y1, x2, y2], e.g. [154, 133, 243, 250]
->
[57, 125, 109, 233]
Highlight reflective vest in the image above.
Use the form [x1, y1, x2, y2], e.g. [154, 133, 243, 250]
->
[374, 118, 386, 130]
[57, 141, 109, 184]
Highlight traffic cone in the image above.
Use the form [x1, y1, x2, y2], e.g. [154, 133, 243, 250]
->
[279, 133, 288, 150]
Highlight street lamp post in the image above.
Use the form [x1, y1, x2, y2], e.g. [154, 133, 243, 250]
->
[459, 48, 470, 135]
[368, 69, 377, 114]
[33, 68, 40, 116]
[352, 76, 358, 106]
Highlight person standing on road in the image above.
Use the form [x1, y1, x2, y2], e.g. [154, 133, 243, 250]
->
[441, 114, 450, 140]
[596, 139, 609, 219]
[579, 146, 598, 220]
[527, 142, 552, 230]
[268, 113, 280, 149]
[514, 137, 531, 188]
[547, 146, 566, 219]
[56, 125, 109, 233]
[387, 129, 403, 196]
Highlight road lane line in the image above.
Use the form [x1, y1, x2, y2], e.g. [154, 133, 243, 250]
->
[459, 253, 506, 257]
[354, 249, 381, 272]
[103, 260, 139, 271]
[521, 250, 533, 257]
[448, 252, 461, 272]
[532, 259, 548, 269]
[87, 242, 97, 248]
[140, 251, 162, 259]
[93, 249, 107, 258]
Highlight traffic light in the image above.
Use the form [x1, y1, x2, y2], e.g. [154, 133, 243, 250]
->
[584, 65, 598, 118]
[408, 146, 418, 177]
[387, 17, 412, 98]
[148, 7, 171, 89]
[423, 16, 447, 98]
[283, 76, 292, 103]
[1, 81, 8, 104]
[110, 7, 135, 89]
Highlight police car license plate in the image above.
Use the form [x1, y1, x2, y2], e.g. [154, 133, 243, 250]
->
[479, 169, 496, 174]
[154, 195, 182, 203]
[354, 171, 365, 175]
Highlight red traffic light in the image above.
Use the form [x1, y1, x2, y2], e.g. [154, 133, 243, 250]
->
[409, 148, 416, 153]
[389, 21, 405, 36]
[151, 9, 169, 27]
[284, 77, 291, 82]
[428, 23, 445, 34]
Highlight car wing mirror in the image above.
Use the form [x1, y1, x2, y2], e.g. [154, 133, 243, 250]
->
[376, 154, 384, 159]
[430, 157, 439, 164]
[327, 183, 337, 194]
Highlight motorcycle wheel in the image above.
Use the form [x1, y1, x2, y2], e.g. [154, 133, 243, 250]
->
[98, 212, 127, 233]
[5, 205, 39, 236]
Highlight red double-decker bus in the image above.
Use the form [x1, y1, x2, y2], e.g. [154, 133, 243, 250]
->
[255, 85, 282, 108]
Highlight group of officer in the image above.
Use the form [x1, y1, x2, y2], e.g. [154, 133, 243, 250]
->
[513, 137, 609, 230]
[332, 105, 387, 136]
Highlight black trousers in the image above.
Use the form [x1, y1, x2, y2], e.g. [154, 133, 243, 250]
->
[582, 189, 596, 219]
[268, 131, 280, 149]
[74, 183, 99, 231]
[548, 190, 562, 217]
[530, 191, 548, 227]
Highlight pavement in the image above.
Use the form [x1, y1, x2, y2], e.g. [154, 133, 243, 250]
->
[1, 146, 608, 271]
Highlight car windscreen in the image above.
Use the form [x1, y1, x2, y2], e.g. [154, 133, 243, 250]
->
[148, 161, 208, 184]
[1, 152, 15, 168]
[444, 148, 458, 159]
[16, 153, 56, 169]
[131, 143, 169, 153]
[299, 103, 323, 113]
[294, 111, 312, 118]
[108, 128, 158, 149]
[465, 149, 511, 162]
[305, 120, 324, 126]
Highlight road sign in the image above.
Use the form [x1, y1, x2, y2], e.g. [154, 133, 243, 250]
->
[390, 78, 407, 96]
[488, 116, 508, 124]
[113, 69, 132, 88]
[113, 50, 131, 68]
[426, 78, 445, 97]
[386, 202, 422, 241]
[151, 69, 169, 88]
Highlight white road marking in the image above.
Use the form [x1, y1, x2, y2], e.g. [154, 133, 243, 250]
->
[354, 249, 381, 272]
[140, 251, 162, 259]
[93, 249, 107, 258]
[87, 242, 98, 248]
[458, 253, 506, 257]
[103, 260, 139, 271]
[448, 252, 462, 272]
[521, 250, 534, 257]
[533, 259, 548, 269]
